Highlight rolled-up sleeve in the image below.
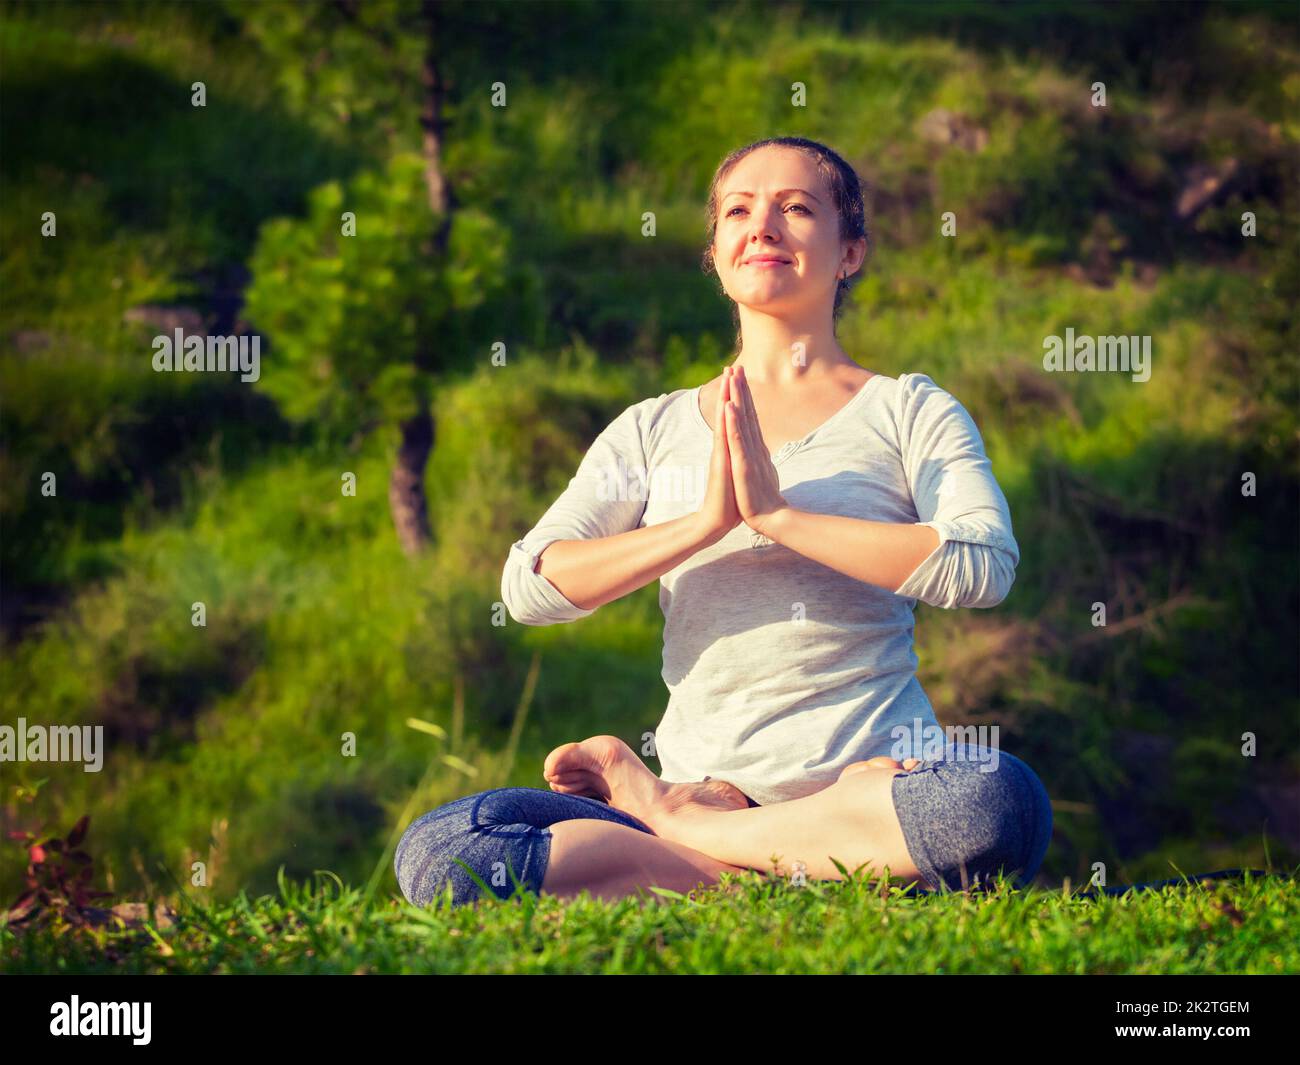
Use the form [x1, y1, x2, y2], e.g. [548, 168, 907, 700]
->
[892, 373, 1020, 609]
[501, 399, 652, 625]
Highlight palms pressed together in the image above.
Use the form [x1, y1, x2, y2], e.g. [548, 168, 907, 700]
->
[704, 363, 790, 541]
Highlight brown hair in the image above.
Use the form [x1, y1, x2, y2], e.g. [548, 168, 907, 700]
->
[700, 136, 870, 346]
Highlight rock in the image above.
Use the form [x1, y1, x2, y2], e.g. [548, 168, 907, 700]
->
[3, 900, 177, 933]
[11, 330, 51, 353]
[107, 901, 177, 930]
[916, 108, 989, 152]
[1079, 212, 1126, 288]
[1132, 261, 1160, 289]
[1175, 158, 1240, 220]
[123, 304, 206, 334]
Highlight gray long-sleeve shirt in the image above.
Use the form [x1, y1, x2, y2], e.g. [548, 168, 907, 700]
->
[501, 372, 1020, 805]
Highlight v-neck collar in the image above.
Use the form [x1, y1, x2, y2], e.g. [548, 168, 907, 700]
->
[690, 372, 884, 465]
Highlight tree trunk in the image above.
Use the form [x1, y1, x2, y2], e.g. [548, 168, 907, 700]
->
[420, 0, 454, 250]
[389, 407, 435, 556]
[386, 0, 451, 556]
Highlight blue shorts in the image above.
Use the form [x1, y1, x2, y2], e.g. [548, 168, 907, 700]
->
[394, 789, 654, 908]
[395, 748, 1052, 907]
[891, 743, 1054, 893]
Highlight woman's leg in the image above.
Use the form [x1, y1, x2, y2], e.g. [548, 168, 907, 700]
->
[648, 762, 929, 884]
[540, 819, 750, 902]
[394, 787, 750, 908]
[651, 744, 1053, 891]
[546, 736, 1052, 891]
[890, 744, 1054, 891]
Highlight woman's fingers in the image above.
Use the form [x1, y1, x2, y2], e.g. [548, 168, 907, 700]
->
[736, 368, 774, 478]
[728, 370, 759, 461]
[731, 366, 759, 457]
[726, 399, 745, 460]
[724, 403, 746, 500]
[712, 375, 726, 461]
[718, 368, 737, 458]
[738, 368, 768, 456]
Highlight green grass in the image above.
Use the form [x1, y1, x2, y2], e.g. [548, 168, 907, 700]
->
[2, 867, 1295, 975]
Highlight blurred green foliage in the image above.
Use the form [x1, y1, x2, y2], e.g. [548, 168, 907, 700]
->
[243, 151, 512, 432]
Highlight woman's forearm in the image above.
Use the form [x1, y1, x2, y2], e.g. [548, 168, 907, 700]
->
[762, 508, 941, 594]
[536, 514, 722, 611]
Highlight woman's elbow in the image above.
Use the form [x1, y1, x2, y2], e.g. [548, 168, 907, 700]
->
[955, 552, 1017, 609]
[500, 564, 593, 626]
[958, 584, 1012, 610]
[914, 547, 1016, 609]
[500, 566, 549, 626]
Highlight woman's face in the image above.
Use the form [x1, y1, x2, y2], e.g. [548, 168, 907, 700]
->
[711, 146, 861, 320]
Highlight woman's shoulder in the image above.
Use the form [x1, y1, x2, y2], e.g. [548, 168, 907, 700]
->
[595, 388, 698, 449]
[843, 369, 951, 415]
[882, 370, 944, 396]
[881, 371, 972, 416]
[860, 371, 984, 450]
[629, 386, 700, 426]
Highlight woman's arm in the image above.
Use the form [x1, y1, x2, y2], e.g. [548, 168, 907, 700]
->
[724, 367, 1019, 608]
[757, 510, 941, 594]
[540, 366, 747, 610]
[504, 371, 743, 624]
[535, 514, 723, 611]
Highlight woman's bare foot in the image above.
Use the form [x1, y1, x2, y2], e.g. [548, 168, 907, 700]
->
[543, 735, 751, 831]
[838, 756, 922, 782]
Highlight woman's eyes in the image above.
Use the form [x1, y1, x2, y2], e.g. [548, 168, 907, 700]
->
[726, 204, 810, 217]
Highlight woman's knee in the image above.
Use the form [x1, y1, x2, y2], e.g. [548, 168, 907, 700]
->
[891, 749, 1053, 892]
[393, 786, 656, 909]
[1001, 753, 1053, 884]
[394, 787, 551, 908]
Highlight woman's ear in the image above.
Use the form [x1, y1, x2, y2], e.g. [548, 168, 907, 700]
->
[839, 237, 867, 279]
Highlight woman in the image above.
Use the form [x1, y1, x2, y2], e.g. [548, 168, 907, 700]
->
[395, 136, 1053, 908]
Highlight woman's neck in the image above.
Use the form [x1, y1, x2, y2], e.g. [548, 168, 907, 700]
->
[732, 337, 855, 386]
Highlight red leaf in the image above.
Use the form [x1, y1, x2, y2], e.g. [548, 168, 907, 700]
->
[66, 816, 89, 847]
[6, 830, 32, 841]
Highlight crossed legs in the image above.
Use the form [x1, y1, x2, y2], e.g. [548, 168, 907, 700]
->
[539, 820, 754, 902]
[540, 736, 929, 902]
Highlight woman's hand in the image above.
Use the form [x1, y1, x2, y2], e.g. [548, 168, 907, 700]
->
[725, 365, 790, 537]
[694, 366, 744, 543]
